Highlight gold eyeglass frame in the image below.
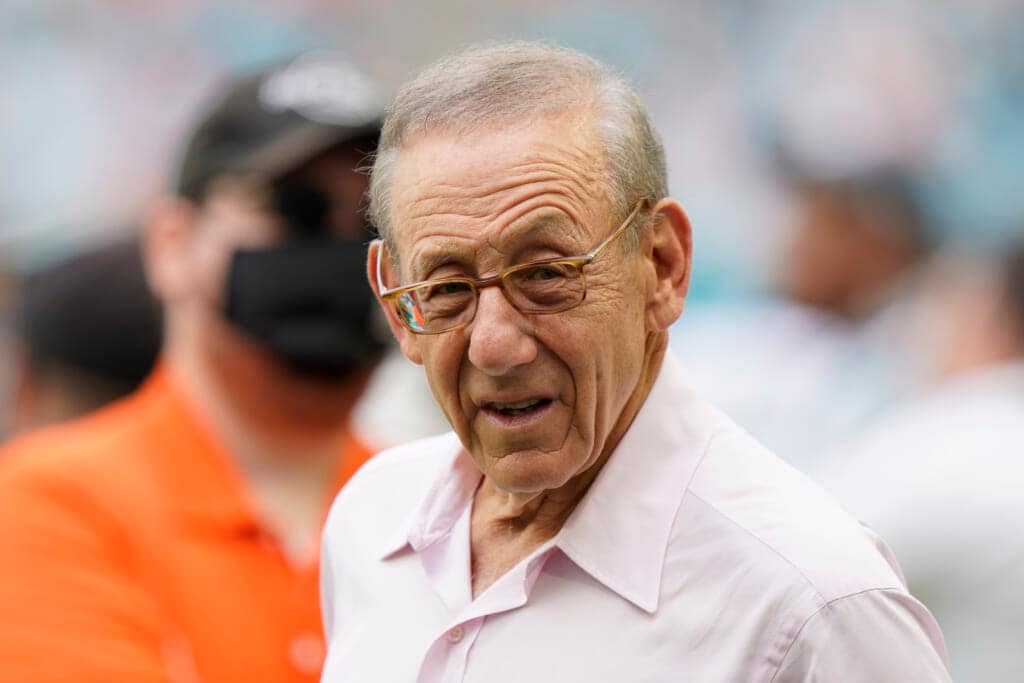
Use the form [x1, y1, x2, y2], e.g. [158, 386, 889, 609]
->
[375, 198, 652, 335]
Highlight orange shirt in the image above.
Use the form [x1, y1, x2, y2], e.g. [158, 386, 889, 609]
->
[0, 365, 375, 683]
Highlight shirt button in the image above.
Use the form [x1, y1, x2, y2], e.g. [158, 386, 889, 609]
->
[288, 633, 325, 674]
[447, 626, 465, 644]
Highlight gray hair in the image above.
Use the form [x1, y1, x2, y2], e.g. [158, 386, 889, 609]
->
[368, 41, 667, 253]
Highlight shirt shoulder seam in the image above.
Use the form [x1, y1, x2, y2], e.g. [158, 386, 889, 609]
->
[767, 587, 907, 683]
[685, 486, 828, 604]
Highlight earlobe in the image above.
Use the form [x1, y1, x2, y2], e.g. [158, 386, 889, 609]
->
[644, 199, 692, 332]
[367, 241, 424, 365]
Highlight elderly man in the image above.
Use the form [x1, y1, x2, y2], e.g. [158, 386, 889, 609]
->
[319, 43, 950, 682]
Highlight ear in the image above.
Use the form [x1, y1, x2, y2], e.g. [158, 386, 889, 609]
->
[141, 196, 200, 304]
[367, 241, 423, 365]
[643, 198, 692, 332]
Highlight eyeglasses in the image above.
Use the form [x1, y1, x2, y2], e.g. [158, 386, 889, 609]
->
[376, 198, 651, 335]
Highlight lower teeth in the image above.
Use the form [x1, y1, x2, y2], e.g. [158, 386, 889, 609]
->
[501, 403, 538, 416]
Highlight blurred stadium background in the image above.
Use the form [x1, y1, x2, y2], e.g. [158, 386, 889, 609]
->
[2, 0, 1022, 292]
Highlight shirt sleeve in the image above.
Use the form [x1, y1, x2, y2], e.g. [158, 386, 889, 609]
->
[0, 463, 174, 683]
[771, 589, 951, 683]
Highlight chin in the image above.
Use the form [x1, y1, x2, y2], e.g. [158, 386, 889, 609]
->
[483, 447, 580, 494]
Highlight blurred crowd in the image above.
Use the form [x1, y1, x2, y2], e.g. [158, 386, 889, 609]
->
[1, 1, 1023, 681]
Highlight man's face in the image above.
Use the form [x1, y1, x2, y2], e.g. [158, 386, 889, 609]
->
[188, 143, 373, 310]
[780, 187, 864, 312]
[172, 143, 373, 383]
[382, 113, 652, 495]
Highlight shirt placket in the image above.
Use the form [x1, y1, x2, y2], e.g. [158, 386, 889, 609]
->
[415, 514, 555, 683]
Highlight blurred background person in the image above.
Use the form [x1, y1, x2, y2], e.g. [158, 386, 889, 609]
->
[0, 53, 393, 682]
[2, 238, 161, 437]
[776, 165, 933, 326]
[818, 240, 1024, 681]
[671, 163, 938, 470]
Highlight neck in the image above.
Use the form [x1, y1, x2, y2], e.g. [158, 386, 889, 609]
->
[470, 332, 667, 593]
[162, 316, 374, 566]
[162, 326, 369, 472]
[168, 341, 363, 564]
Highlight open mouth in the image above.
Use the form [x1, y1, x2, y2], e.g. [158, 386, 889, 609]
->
[483, 397, 553, 419]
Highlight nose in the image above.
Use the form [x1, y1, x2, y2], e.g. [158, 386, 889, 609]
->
[466, 286, 537, 376]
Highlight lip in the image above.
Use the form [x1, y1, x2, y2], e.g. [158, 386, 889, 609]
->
[477, 395, 555, 429]
[476, 393, 548, 406]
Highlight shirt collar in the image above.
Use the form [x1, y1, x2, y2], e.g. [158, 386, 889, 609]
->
[378, 438, 478, 559]
[127, 363, 256, 535]
[379, 354, 716, 614]
[554, 354, 713, 613]
[142, 362, 363, 537]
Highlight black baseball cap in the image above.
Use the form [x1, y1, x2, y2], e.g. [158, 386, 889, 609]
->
[174, 52, 385, 202]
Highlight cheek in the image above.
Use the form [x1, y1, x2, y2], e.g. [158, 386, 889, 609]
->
[419, 338, 471, 424]
[179, 233, 231, 310]
[558, 293, 647, 415]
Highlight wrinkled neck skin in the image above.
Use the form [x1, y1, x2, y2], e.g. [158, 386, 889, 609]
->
[472, 330, 668, 544]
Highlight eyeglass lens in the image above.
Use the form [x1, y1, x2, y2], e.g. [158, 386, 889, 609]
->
[395, 262, 585, 333]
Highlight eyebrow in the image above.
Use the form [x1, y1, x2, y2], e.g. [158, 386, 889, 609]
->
[410, 211, 579, 280]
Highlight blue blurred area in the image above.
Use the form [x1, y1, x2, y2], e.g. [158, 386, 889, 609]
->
[1, 0, 1023, 289]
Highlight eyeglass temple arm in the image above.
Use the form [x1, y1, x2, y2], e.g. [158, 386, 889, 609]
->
[374, 240, 394, 296]
[584, 198, 650, 262]
[374, 198, 649, 294]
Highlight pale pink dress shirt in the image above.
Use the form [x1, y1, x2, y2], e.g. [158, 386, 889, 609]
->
[320, 354, 950, 682]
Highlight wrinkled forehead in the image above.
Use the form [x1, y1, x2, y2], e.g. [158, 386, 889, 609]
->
[386, 115, 612, 266]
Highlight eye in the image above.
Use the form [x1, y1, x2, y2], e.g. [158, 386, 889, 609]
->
[521, 264, 571, 281]
[426, 280, 473, 298]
